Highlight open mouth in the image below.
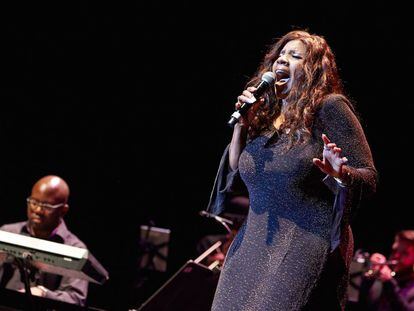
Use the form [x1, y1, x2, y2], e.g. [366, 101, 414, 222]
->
[275, 69, 290, 86]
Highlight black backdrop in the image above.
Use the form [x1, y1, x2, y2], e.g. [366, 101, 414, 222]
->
[0, 1, 411, 310]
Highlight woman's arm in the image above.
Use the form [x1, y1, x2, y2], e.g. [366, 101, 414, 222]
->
[314, 94, 377, 196]
[229, 86, 263, 170]
[229, 123, 248, 171]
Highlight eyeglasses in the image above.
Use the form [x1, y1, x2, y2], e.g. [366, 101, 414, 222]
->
[26, 197, 65, 212]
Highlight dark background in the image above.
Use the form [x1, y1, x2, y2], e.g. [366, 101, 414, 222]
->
[0, 1, 411, 310]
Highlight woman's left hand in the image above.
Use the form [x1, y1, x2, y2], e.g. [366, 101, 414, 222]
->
[312, 133, 348, 179]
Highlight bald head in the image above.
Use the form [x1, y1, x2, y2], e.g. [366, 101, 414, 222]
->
[31, 175, 70, 205]
[27, 175, 70, 237]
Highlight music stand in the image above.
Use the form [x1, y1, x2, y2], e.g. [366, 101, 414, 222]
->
[136, 241, 222, 311]
[138, 225, 170, 272]
[347, 249, 370, 304]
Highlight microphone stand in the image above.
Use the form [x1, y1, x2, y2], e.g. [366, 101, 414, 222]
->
[199, 211, 232, 234]
[15, 255, 35, 311]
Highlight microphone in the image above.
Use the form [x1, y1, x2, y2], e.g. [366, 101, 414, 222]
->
[227, 71, 276, 127]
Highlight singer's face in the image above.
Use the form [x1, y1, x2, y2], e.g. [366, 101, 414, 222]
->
[272, 39, 307, 99]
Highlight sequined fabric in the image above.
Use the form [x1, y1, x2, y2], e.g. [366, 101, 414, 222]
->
[210, 95, 377, 311]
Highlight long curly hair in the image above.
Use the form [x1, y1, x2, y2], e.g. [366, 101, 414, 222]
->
[246, 30, 344, 146]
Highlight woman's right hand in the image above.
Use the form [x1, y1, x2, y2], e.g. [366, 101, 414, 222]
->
[235, 86, 264, 127]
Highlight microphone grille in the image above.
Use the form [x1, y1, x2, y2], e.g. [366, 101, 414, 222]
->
[261, 71, 276, 84]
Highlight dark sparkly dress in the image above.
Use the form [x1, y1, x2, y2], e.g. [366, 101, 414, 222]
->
[207, 95, 377, 310]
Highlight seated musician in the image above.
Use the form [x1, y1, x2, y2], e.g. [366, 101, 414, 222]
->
[0, 175, 88, 306]
[358, 230, 414, 310]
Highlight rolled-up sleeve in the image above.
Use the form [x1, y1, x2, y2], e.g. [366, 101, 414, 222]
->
[44, 276, 88, 306]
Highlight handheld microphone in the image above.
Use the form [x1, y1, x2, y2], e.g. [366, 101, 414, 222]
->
[227, 71, 276, 127]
